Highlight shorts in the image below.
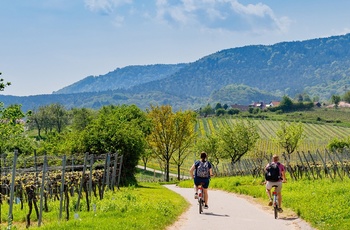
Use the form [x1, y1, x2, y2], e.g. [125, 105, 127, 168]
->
[266, 181, 282, 193]
[194, 177, 210, 189]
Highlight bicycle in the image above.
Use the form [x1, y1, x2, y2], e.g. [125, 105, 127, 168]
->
[272, 185, 279, 219]
[197, 183, 205, 214]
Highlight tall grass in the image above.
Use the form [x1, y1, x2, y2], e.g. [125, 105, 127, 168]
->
[0, 183, 188, 230]
[179, 176, 350, 230]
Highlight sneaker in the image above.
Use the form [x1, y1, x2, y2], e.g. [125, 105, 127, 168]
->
[278, 208, 283, 213]
[268, 199, 273, 206]
[194, 193, 198, 199]
[204, 205, 209, 209]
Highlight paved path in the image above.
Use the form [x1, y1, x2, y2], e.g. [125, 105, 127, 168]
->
[164, 184, 315, 230]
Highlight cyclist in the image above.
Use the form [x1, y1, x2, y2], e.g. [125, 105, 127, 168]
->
[189, 151, 213, 209]
[265, 154, 287, 213]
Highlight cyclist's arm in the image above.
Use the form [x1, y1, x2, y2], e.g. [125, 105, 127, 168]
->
[209, 168, 214, 177]
[281, 167, 287, 182]
[190, 164, 196, 178]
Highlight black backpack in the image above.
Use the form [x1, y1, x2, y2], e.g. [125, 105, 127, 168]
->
[265, 162, 281, 182]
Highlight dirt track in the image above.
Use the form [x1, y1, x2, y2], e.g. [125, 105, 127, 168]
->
[164, 184, 315, 230]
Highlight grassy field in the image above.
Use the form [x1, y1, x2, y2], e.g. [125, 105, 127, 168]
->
[178, 175, 350, 230]
[0, 183, 188, 230]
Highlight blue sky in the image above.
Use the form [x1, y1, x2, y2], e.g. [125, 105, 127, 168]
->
[1, 0, 350, 96]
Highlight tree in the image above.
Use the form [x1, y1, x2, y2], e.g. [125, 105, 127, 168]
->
[171, 110, 197, 180]
[81, 104, 150, 185]
[343, 91, 350, 103]
[214, 103, 222, 110]
[71, 107, 95, 131]
[279, 95, 293, 112]
[195, 133, 223, 173]
[0, 104, 34, 155]
[201, 104, 214, 117]
[274, 121, 304, 155]
[147, 105, 195, 182]
[140, 147, 153, 170]
[0, 72, 11, 91]
[331, 95, 341, 108]
[215, 108, 226, 116]
[49, 103, 69, 133]
[219, 120, 259, 164]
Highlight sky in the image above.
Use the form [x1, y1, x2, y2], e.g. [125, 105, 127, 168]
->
[1, 0, 350, 96]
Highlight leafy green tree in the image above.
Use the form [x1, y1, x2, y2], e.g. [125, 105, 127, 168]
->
[274, 121, 304, 155]
[140, 147, 154, 170]
[327, 137, 350, 151]
[201, 104, 214, 117]
[81, 104, 150, 185]
[147, 105, 195, 181]
[331, 95, 341, 108]
[171, 110, 197, 180]
[71, 107, 95, 131]
[219, 120, 259, 164]
[279, 95, 293, 112]
[343, 91, 350, 103]
[0, 104, 34, 155]
[215, 103, 222, 110]
[227, 108, 239, 115]
[49, 103, 69, 133]
[0, 72, 11, 91]
[216, 108, 226, 116]
[195, 133, 223, 173]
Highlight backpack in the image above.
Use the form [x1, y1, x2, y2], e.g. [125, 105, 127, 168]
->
[265, 162, 281, 182]
[196, 161, 210, 178]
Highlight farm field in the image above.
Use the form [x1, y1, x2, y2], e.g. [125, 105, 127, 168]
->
[195, 116, 350, 153]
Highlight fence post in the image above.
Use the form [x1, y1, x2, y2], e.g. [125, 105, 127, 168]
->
[89, 154, 94, 199]
[302, 151, 316, 180]
[326, 149, 343, 180]
[76, 152, 88, 212]
[8, 149, 18, 228]
[111, 151, 119, 191]
[38, 154, 47, 227]
[117, 155, 123, 189]
[59, 155, 66, 220]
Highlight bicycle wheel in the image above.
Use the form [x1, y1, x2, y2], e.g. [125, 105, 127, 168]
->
[273, 196, 278, 219]
[198, 197, 203, 214]
[274, 206, 278, 219]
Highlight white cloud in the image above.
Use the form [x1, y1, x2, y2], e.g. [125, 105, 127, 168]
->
[155, 0, 290, 33]
[84, 0, 291, 33]
[84, 0, 132, 14]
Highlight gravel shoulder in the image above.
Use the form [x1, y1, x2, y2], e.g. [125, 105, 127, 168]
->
[164, 184, 315, 230]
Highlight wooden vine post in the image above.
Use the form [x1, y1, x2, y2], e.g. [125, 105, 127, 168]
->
[8, 149, 18, 228]
[38, 154, 47, 227]
[59, 155, 66, 220]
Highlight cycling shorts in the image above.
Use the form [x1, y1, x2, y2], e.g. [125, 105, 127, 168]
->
[194, 177, 210, 189]
[266, 181, 282, 193]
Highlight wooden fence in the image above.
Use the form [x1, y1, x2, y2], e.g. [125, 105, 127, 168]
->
[0, 150, 123, 228]
[220, 149, 350, 181]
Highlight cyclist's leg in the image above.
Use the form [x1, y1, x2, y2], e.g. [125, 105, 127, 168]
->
[203, 179, 210, 206]
[276, 182, 283, 209]
[265, 181, 273, 201]
[193, 178, 199, 199]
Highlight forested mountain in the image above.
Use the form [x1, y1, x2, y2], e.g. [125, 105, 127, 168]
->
[1, 33, 350, 112]
[54, 64, 187, 94]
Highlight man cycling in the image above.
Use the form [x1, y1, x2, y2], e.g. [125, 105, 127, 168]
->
[265, 154, 287, 213]
[190, 151, 213, 209]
